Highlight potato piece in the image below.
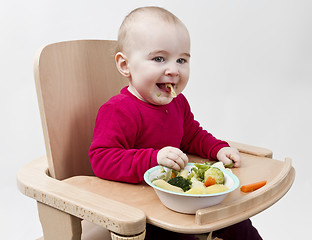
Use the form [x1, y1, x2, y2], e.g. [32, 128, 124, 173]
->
[185, 185, 207, 194]
[190, 177, 205, 188]
[204, 184, 229, 194]
[152, 179, 184, 193]
[179, 169, 189, 179]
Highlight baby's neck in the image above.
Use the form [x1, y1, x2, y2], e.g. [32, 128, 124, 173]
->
[127, 86, 147, 103]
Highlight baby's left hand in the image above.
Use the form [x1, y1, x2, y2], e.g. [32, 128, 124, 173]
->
[216, 147, 241, 167]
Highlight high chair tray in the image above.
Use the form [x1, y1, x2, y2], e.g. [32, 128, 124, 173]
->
[64, 152, 295, 234]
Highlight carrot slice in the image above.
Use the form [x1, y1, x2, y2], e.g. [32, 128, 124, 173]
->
[204, 176, 216, 187]
[170, 171, 176, 179]
[240, 180, 267, 193]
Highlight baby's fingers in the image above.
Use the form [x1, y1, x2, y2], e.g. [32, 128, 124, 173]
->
[167, 151, 188, 170]
[157, 147, 189, 171]
[230, 153, 241, 167]
[217, 147, 241, 167]
[218, 154, 233, 166]
[173, 148, 188, 167]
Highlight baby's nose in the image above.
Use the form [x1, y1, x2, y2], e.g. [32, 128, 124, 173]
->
[165, 62, 179, 76]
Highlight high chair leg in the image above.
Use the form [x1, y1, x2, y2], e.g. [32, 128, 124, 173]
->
[110, 229, 146, 240]
[195, 232, 223, 240]
[37, 201, 82, 240]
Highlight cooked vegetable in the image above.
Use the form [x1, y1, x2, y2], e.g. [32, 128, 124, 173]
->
[205, 184, 229, 194]
[179, 169, 189, 179]
[240, 180, 267, 193]
[152, 179, 184, 193]
[152, 162, 232, 195]
[186, 183, 229, 194]
[204, 176, 216, 187]
[190, 177, 205, 188]
[185, 185, 207, 194]
[204, 167, 224, 184]
[191, 163, 211, 181]
[168, 176, 192, 192]
[158, 167, 178, 182]
[224, 160, 234, 168]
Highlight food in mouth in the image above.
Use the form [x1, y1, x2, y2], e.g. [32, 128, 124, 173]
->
[165, 83, 177, 98]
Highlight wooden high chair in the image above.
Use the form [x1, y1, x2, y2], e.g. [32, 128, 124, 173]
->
[17, 40, 295, 240]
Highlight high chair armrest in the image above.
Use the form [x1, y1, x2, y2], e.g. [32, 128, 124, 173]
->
[17, 156, 146, 236]
[226, 140, 273, 158]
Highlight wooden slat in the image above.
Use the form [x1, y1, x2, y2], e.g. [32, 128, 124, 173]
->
[34, 40, 127, 180]
[36, 220, 111, 240]
[227, 140, 273, 158]
[17, 157, 146, 236]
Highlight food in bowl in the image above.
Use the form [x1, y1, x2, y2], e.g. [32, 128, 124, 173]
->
[144, 162, 239, 214]
[152, 163, 229, 195]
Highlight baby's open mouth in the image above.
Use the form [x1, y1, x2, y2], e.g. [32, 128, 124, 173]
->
[156, 83, 177, 98]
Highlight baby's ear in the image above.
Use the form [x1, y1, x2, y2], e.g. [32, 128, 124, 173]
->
[115, 52, 131, 78]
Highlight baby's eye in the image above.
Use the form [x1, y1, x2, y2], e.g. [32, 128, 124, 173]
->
[177, 58, 186, 64]
[153, 56, 165, 62]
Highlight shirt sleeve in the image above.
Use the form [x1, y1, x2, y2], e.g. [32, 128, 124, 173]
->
[179, 95, 229, 160]
[89, 100, 158, 183]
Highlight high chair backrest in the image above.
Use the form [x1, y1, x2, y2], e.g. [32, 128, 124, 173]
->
[35, 40, 127, 180]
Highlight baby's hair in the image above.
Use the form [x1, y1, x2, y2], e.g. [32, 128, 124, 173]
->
[116, 6, 184, 53]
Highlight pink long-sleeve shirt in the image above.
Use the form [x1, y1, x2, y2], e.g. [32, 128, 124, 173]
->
[89, 87, 229, 183]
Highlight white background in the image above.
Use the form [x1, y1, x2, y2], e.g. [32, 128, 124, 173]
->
[1, 0, 311, 239]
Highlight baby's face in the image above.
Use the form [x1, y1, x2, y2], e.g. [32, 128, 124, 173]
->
[125, 19, 190, 105]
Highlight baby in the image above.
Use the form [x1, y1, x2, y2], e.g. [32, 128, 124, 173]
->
[89, 6, 240, 183]
[89, 6, 262, 240]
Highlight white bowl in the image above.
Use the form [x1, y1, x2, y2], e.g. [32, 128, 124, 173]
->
[144, 163, 240, 214]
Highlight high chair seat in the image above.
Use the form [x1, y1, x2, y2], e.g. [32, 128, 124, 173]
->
[17, 40, 295, 239]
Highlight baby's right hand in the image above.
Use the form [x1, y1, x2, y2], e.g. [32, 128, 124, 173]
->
[157, 146, 188, 171]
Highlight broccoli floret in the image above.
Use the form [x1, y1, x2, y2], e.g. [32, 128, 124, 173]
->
[168, 176, 192, 192]
[191, 163, 211, 181]
[204, 167, 224, 184]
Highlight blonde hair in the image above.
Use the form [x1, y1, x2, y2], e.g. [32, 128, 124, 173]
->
[116, 6, 185, 53]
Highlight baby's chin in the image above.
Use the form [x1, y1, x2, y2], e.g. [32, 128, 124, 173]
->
[146, 94, 174, 106]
